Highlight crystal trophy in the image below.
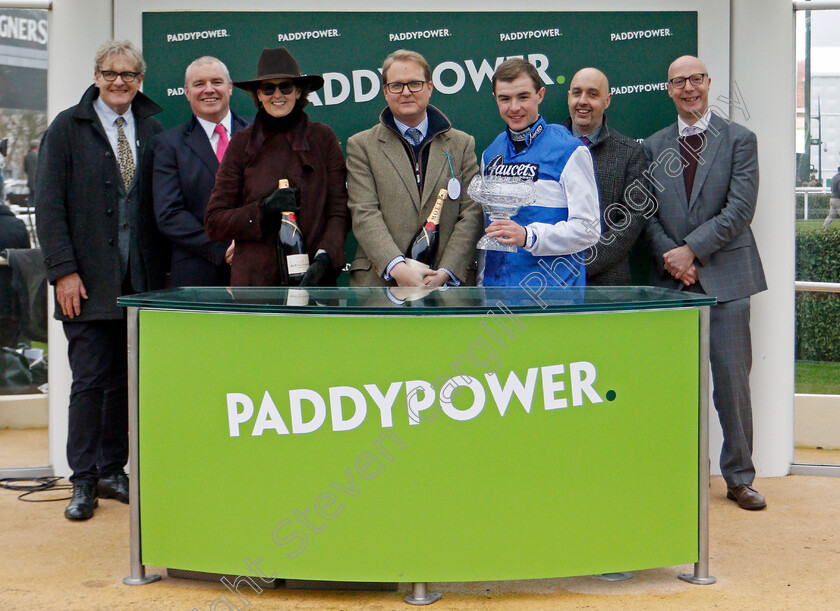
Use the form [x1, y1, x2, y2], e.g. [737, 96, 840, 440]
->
[468, 174, 537, 252]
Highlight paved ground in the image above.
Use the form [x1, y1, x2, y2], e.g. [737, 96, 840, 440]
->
[1, 433, 839, 610]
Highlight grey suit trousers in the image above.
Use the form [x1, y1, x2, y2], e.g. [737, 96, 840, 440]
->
[708, 296, 755, 487]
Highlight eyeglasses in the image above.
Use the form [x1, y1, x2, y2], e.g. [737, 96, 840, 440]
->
[385, 81, 428, 94]
[668, 73, 707, 89]
[259, 82, 295, 96]
[99, 70, 141, 83]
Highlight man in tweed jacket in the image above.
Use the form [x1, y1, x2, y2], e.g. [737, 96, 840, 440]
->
[564, 68, 646, 286]
[347, 49, 482, 288]
[644, 56, 767, 510]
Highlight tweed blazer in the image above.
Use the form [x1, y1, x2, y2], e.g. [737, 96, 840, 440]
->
[564, 117, 646, 285]
[346, 106, 483, 286]
[643, 112, 766, 302]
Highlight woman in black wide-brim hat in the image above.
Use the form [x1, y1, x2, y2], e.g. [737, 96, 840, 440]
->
[205, 47, 349, 287]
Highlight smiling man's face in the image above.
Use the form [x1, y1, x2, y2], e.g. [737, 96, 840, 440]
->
[667, 55, 710, 123]
[185, 60, 232, 124]
[94, 53, 143, 116]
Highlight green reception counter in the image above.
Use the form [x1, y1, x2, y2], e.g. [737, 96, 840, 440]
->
[118, 286, 717, 602]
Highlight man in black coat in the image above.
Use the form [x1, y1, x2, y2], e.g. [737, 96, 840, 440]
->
[564, 67, 646, 285]
[35, 40, 166, 520]
[153, 56, 249, 286]
[0, 203, 30, 346]
[24, 140, 39, 204]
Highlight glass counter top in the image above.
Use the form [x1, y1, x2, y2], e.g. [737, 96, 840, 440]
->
[118, 286, 715, 316]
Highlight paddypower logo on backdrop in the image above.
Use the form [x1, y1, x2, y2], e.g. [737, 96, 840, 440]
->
[162, 51, 556, 102]
[301, 52, 554, 107]
[225, 361, 611, 438]
[278, 28, 341, 42]
[610, 81, 668, 96]
[166, 28, 230, 43]
[610, 28, 672, 42]
[388, 28, 451, 42]
[499, 28, 561, 42]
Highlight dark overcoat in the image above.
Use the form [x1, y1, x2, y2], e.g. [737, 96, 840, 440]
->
[35, 84, 166, 321]
[204, 111, 349, 287]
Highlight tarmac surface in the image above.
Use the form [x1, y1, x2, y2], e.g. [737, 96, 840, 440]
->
[1, 431, 839, 610]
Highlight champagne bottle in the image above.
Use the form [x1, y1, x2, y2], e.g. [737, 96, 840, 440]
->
[275, 179, 309, 285]
[406, 188, 447, 266]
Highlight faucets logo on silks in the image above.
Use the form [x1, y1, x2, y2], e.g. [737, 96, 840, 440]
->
[484, 156, 539, 180]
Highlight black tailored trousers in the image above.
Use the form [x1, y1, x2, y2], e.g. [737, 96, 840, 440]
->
[62, 318, 128, 484]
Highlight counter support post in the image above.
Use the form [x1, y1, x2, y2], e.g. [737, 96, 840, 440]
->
[123, 307, 161, 586]
[679, 305, 716, 585]
[404, 582, 442, 605]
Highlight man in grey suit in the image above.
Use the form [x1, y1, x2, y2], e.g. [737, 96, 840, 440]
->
[563, 67, 646, 285]
[346, 49, 482, 288]
[644, 55, 767, 510]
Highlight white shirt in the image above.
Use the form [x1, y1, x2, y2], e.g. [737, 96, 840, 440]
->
[678, 108, 712, 137]
[394, 115, 429, 143]
[93, 97, 137, 165]
[195, 111, 233, 155]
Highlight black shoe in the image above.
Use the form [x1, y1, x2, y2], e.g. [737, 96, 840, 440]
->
[98, 470, 129, 504]
[65, 481, 98, 520]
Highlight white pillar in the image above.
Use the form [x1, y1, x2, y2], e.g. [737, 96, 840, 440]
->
[46, 0, 113, 478]
[729, 0, 796, 478]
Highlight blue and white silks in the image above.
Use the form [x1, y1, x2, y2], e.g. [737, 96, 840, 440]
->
[479, 117, 600, 288]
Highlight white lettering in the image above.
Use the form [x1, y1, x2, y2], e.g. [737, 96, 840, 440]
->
[542, 365, 568, 410]
[485, 368, 539, 416]
[439, 376, 486, 421]
[252, 391, 290, 436]
[329, 386, 367, 432]
[432, 61, 466, 95]
[322, 71, 351, 106]
[226, 393, 254, 437]
[570, 362, 603, 406]
[405, 380, 435, 425]
[289, 389, 327, 434]
[352, 69, 381, 103]
[364, 382, 402, 427]
[465, 58, 503, 92]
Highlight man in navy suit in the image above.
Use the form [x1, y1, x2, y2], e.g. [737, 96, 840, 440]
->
[644, 56, 767, 510]
[153, 56, 249, 286]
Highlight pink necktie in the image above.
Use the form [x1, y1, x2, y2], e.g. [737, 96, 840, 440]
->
[214, 124, 229, 162]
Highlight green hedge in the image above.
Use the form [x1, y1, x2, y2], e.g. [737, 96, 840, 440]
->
[796, 227, 840, 361]
[795, 192, 831, 211]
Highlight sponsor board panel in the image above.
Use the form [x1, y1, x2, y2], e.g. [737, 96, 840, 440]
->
[0, 8, 48, 110]
[141, 11, 697, 148]
[138, 307, 699, 581]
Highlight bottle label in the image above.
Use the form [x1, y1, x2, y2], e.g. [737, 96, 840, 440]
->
[287, 253, 310, 275]
[286, 288, 309, 306]
[426, 188, 447, 226]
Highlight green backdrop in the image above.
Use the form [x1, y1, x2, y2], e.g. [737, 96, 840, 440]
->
[138, 307, 699, 581]
[142, 11, 697, 149]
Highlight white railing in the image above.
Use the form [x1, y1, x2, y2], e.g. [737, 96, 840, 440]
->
[796, 187, 832, 221]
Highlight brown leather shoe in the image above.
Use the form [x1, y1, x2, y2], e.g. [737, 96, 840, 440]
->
[726, 484, 767, 510]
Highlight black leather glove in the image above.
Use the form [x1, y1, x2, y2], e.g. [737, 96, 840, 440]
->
[259, 187, 299, 239]
[300, 251, 331, 287]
